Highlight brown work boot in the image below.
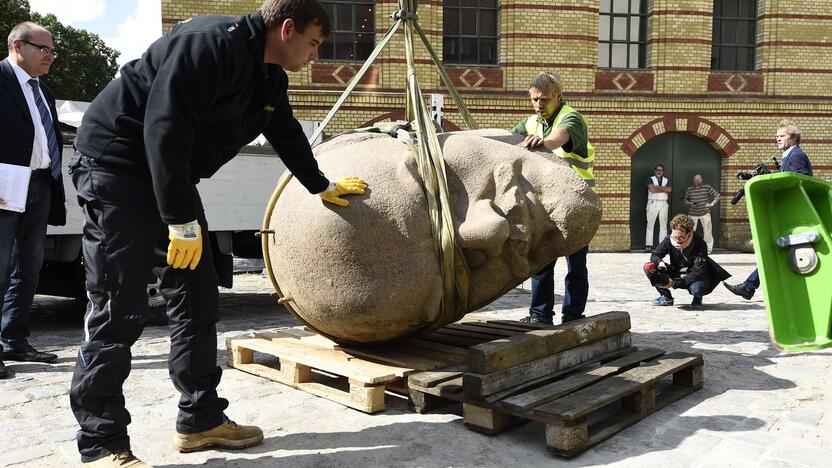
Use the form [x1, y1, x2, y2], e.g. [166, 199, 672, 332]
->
[82, 451, 150, 467]
[172, 419, 263, 453]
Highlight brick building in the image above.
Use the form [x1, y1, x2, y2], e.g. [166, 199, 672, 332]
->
[160, 0, 832, 251]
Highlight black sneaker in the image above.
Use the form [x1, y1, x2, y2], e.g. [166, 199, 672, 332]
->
[0, 360, 8, 379]
[519, 314, 553, 325]
[680, 298, 704, 310]
[561, 314, 585, 324]
[2, 344, 57, 363]
[723, 282, 754, 300]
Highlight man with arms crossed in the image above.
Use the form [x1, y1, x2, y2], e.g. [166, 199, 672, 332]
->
[645, 164, 671, 252]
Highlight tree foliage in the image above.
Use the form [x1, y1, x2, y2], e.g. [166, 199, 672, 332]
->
[0, 0, 120, 101]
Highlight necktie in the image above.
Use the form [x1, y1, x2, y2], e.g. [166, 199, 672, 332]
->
[27, 79, 61, 180]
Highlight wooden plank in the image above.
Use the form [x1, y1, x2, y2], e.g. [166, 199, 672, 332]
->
[391, 344, 467, 365]
[463, 333, 631, 397]
[482, 347, 635, 404]
[270, 329, 464, 369]
[422, 331, 484, 348]
[486, 319, 554, 330]
[261, 328, 336, 347]
[456, 321, 542, 333]
[501, 348, 666, 411]
[433, 327, 507, 342]
[534, 352, 703, 422]
[405, 338, 469, 359]
[468, 311, 632, 374]
[335, 346, 448, 371]
[547, 377, 703, 457]
[410, 376, 465, 400]
[228, 337, 401, 384]
[251, 334, 417, 377]
[408, 365, 466, 388]
[444, 323, 517, 337]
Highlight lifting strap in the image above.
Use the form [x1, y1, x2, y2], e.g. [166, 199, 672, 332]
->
[265, 0, 474, 334]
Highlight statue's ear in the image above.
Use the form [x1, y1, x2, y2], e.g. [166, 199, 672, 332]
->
[458, 199, 510, 257]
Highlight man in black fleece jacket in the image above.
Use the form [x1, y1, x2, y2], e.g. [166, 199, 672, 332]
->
[69, 1, 365, 466]
[647, 214, 731, 309]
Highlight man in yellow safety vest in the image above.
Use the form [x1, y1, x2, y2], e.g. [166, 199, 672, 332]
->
[511, 71, 596, 324]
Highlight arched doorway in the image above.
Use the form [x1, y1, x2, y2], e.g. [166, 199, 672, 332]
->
[630, 132, 722, 249]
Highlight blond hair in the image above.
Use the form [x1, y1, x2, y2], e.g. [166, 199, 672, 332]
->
[779, 119, 801, 144]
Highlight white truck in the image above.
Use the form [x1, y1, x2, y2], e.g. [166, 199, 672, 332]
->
[40, 100, 319, 306]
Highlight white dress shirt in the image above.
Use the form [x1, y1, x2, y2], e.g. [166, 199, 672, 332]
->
[9, 60, 51, 170]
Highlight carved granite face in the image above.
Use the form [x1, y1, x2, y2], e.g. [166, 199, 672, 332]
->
[266, 130, 602, 343]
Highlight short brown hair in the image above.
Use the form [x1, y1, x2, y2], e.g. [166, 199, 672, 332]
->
[259, 0, 331, 37]
[670, 214, 695, 234]
[529, 72, 563, 97]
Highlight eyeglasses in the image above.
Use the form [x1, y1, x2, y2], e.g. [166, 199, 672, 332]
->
[20, 40, 59, 58]
[670, 234, 689, 241]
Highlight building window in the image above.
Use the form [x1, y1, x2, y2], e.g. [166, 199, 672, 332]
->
[711, 0, 757, 71]
[598, 0, 647, 68]
[319, 1, 375, 61]
[443, 0, 498, 65]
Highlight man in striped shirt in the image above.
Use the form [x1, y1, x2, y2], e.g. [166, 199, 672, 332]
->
[683, 175, 720, 253]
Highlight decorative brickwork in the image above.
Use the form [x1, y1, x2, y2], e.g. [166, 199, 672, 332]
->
[311, 64, 379, 86]
[160, 0, 832, 251]
[707, 73, 764, 93]
[595, 71, 655, 92]
[444, 67, 503, 89]
[620, 116, 740, 158]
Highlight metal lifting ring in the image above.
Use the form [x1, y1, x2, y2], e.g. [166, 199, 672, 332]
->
[390, 10, 418, 21]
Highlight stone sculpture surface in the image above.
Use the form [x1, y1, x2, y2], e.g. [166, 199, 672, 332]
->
[265, 130, 602, 343]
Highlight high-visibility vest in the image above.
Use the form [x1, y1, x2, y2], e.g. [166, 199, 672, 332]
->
[524, 104, 596, 190]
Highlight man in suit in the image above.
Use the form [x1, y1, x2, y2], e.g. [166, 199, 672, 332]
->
[0, 22, 66, 379]
[724, 119, 812, 300]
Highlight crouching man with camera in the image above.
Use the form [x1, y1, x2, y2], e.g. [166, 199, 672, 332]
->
[645, 214, 732, 309]
[724, 119, 813, 300]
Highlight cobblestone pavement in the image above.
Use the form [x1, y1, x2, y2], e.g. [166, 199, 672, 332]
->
[1, 252, 830, 467]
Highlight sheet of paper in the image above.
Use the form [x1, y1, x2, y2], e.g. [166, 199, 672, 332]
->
[0, 163, 31, 213]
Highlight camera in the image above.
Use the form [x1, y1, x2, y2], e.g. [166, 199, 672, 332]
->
[730, 155, 780, 204]
[643, 261, 670, 287]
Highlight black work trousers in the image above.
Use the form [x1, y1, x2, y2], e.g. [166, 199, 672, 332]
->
[68, 154, 228, 462]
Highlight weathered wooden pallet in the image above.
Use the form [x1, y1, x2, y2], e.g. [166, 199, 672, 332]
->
[225, 315, 548, 413]
[408, 348, 704, 457]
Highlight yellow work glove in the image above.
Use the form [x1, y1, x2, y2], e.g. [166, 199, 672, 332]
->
[167, 220, 202, 270]
[319, 176, 367, 207]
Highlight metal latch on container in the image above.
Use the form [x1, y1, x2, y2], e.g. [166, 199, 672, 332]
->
[776, 232, 820, 275]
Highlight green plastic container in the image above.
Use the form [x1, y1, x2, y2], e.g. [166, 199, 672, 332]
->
[745, 172, 832, 351]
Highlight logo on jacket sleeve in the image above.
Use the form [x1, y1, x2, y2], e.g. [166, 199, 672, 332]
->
[264, 105, 275, 112]
[227, 23, 238, 32]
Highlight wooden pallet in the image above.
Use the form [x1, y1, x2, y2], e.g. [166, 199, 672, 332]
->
[227, 311, 703, 457]
[408, 348, 704, 457]
[225, 315, 548, 413]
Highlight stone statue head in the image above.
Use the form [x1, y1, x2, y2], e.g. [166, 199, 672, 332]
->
[265, 130, 602, 343]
